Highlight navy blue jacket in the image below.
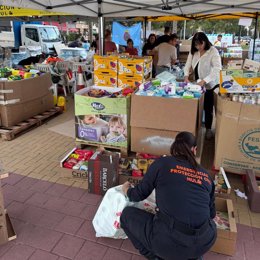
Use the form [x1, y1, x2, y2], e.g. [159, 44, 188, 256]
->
[127, 156, 216, 228]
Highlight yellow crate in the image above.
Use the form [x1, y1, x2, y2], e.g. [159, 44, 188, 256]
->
[94, 55, 118, 72]
[117, 75, 144, 89]
[94, 72, 117, 87]
[118, 56, 152, 77]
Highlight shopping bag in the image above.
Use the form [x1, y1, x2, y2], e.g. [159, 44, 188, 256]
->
[92, 185, 134, 239]
[92, 186, 157, 239]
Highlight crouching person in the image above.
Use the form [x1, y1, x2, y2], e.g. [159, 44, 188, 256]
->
[120, 132, 217, 260]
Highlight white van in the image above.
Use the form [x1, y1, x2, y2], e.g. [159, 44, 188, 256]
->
[21, 24, 63, 54]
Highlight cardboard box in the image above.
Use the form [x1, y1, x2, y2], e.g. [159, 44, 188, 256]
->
[119, 174, 143, 185]
[0, 73, 52, 104]
[214, 95, 260, 176]
[118, 56, 152, 78]
[243, 59, 260, 72]
[117, 75, 144, 89]
[219, 69, 260, 93]
[59, 147, 90, 180]
[88, 151, 120, 195]
[130, 94, 203, 155]
[244, 170, 260, 212]
[94, 55, 118, 72]
[227, 59, 243, 70]
[74, 87, 130, 149]
[214, 167, 231, 198]
[0, 92, 54, 127]
[94, 71, 117, 87]
[211, 198, 237, 256]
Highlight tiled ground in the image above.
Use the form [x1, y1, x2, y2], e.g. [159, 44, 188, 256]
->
[0, 97, 260, 259]
[1, 173, 260, 260]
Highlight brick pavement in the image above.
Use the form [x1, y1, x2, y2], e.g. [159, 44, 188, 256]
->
[1, 173, 260, 260]
[0, 97, 259, 258]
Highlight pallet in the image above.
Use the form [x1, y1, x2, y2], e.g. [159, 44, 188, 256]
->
[0, 107, 62, 141]
[76, 140, 128, 156]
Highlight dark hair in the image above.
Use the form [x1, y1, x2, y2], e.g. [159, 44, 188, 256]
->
[164, 26, 170, 34]
[191, 32, 212, 55]
[170, 33, 178, 41]
[218, 34, 222, 38]
[170, 132, 198, 169]
[127, 38, 134, 45]
[105, 29, 111, 39]
[148, 33, 156, 43]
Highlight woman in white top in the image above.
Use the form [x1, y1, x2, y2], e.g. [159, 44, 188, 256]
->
[184, 32, 222, 140]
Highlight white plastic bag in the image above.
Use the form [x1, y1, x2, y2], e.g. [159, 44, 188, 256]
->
[92, 185, 134, 239]
[92, 185, 156, 239]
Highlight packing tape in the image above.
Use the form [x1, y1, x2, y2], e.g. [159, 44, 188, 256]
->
[0, 89, 14, 94]
[0, 99, 20, 105]
[0, 95, 4, 100]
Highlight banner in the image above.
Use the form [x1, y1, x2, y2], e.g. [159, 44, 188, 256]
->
[112, 22, 142, 47]
[0, 5, 69, 16]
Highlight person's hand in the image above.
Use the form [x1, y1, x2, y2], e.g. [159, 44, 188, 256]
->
[197, 80, 206, 86]
[122, 181, 131, 195]
[184, 76, 190, 83]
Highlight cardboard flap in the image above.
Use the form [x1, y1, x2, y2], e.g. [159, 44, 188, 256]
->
[130, 95, 199, 133]
[246, 170, 260, 192]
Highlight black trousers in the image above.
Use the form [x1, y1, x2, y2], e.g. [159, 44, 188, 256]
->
[204, 89, 214, 130]
[120, 207, 217, 260]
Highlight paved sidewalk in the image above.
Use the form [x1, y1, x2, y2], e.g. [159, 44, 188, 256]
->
[0, 173, 259, 260]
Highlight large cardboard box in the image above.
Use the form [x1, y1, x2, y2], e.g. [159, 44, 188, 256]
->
[118, 56, 152, 78]
[130, 94, 204, 155]
[0, 73, 52, 104]
[0, 92, 54, 127]
[117, 75, 144, 89]
[75, 87, 130, 149]
[211, 198, 237, 256]
[214, 95, 260, 176]
[94, 71, 117, 87]
[244, 170, 260, 213]
[93, 55, 118, 72]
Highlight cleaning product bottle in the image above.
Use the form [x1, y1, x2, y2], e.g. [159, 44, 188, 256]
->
[57, 96, 66, 111]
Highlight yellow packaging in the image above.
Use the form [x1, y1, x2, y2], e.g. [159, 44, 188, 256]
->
[94, 71, 117, 87]
[118, 56, 152, 77]
[11, 69, 20, 76]
[24, 72, 32, 79]
[94, 55, 118, 72]
[118, 75, 144, 88]
[219, 70, 260, 93]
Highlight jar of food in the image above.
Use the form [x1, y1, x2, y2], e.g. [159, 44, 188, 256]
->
[232, 94, 239, 102]
[239, 94, 245, 103]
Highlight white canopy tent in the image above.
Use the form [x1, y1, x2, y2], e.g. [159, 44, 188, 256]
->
[1, 0, 259, 17]
[1, 0, 259, 55]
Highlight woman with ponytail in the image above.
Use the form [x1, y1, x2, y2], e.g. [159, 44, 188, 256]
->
[121, 132, 216, 260]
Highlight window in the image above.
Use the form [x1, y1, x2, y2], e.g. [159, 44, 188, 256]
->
[25, 28, 39, 42]
[39, 27, 62, 43]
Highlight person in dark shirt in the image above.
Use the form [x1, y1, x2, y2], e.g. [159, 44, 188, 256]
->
[155, 26, 171, 46]
[18, 53, 45, 66]
[142, 33, 157, 56]
[120, 131, 216, 260]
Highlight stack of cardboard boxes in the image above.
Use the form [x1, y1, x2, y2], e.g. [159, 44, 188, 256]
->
[118, 56, 152, 88]
[94, 55, 118, 87]
[214, 59, 260, 176]
[93, 55, 152, 88]
[0, 73, 54, 127]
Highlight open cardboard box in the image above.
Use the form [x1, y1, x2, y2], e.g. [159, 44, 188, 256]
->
[214, 167, 231, 198]
[59, 147, 89, 180]
[211, 197, 237, 256]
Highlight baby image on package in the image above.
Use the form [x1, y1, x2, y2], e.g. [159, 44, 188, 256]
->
[75, 114, 127, 147]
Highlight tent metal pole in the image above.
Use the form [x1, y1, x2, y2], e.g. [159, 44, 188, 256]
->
[144, 17, 147, 41]
[98, 0, 104, 55]
[252, 12, 258, 60]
